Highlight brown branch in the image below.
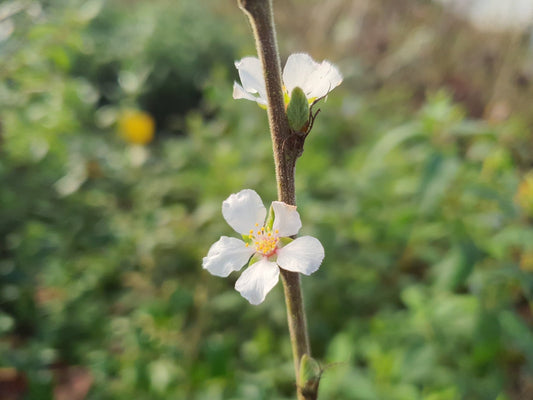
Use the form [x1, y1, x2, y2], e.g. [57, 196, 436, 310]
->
[237, 1, 314, 399]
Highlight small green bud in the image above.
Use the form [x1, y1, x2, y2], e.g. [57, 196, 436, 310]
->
[298, 354, 322, 398]
[287, 87, 309, 131]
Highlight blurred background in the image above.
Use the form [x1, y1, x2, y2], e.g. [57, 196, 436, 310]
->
[1, 0, 533, 399]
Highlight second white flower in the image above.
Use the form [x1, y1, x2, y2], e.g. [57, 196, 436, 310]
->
[232, 53, 342, 107]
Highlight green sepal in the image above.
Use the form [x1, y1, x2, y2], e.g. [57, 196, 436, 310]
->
[265, 205, 275, 231]
[280, 237, 294, 246]
[247, 253, 261, 267]
[298, 354, 322, 398]
[287, 87, 309, 132]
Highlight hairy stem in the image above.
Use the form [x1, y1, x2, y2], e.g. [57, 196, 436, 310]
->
[238, 0, 295, 204]
[237, 0, 313, 398]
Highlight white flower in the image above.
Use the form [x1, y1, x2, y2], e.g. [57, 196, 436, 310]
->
[232, 53, 342, 107]
[203, 189, 325, 305]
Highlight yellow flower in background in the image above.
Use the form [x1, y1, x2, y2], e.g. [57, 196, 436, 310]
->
[118, 110, 155, 145]
[515, 172, 533, 216]
[520, 251, 533, 272]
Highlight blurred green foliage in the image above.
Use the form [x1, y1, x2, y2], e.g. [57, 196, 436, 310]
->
[1, 0, 533, 399]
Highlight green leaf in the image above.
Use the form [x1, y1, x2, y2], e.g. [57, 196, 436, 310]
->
[418, 153, 460, 216]
[499, 310, 533, 369]
[434, 235, 481, 290]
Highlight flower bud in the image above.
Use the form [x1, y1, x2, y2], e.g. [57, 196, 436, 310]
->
[287, 87, 309, 132]
[298, 354, 321, 397]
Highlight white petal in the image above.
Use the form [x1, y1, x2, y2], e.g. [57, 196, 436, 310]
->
[235, 258, 279, 305]
[222, 189, 267, 235]
[233, 82, 266, 105]
[304, 60, 343, 100]
[271, 201, 302, 237]
[276, 236, 324, 275]
[282, 53, 342, 101]
[283, 53, 318, 96]
[202, 236, 254, 277]
[235, 57, 267, 104]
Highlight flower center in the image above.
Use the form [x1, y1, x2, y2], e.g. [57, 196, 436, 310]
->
[246, 224, 279, 257]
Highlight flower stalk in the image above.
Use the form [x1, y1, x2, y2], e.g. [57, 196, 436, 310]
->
[237, 0, 316, 398]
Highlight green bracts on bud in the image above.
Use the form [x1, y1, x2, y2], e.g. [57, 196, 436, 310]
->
[287, 87, 309, 132]
[298, 354, 321, 399]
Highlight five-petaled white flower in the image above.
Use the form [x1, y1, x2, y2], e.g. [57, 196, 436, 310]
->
[232, 53, 342, 107]
[203, 189, 325, 305]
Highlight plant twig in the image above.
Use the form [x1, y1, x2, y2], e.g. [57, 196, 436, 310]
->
[238, 0, 295, 204]
[237, 1, 314, 399]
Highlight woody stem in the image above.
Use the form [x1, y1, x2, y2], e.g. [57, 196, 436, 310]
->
[236, 1, 313, 399]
